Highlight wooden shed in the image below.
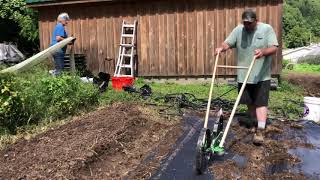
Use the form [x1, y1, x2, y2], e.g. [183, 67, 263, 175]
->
[27, 0, 283, 78]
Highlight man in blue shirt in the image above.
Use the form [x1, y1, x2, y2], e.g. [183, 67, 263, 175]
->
[50, 13, 70, 76]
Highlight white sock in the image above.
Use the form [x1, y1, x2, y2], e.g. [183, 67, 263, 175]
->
[258, 121, 266, 129]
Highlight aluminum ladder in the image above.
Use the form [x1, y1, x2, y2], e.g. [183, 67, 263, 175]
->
[114, 20, 137, 77]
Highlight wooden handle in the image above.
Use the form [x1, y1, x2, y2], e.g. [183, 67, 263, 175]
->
[219, 56, 257, 147]
[203, 53, 220, 129]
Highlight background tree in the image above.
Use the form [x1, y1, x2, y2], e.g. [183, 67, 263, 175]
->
[283, 0, 320, 48]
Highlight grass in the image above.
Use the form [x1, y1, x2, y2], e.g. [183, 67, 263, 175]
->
[283, 63, 320, 74]
[0, 68, 305, 150]
[293, 64, 320, 73]
[101, 78, 304, 120]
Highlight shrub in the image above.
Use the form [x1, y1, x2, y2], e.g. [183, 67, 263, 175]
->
[0, 71, 99, 133]
[0, 73, 28, 133]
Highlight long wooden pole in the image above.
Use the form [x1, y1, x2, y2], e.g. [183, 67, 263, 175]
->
[219, 56, 257, 147]
[204, 53, 220, 129]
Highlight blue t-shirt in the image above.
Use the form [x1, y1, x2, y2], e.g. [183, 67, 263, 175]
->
[50, 23, 68, 51]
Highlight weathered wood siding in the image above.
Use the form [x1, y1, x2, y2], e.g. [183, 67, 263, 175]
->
[38, 0, 283, 77]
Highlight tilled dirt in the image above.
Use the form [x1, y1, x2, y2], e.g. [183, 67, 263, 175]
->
[0, 103, 182, 179]
[284, 72, 320, 96]
[211, 119, 313, 180]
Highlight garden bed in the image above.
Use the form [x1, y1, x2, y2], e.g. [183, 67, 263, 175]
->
[0, 103, 182, 179]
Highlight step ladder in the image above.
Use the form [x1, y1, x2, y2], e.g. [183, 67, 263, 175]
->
[114, 20, 137, 77]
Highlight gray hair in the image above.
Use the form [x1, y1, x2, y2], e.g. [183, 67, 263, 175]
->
[57, 13, 70, 21]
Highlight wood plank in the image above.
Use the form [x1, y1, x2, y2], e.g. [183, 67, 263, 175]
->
[135, 3, 142, 76]
[88, 6, 98, 72]
[176, 1, 186, 76]
[154, 4, 160, 76]
[202, 0, 208, 76]
[227, 0, 236, 76]
[182, 2, 188, 76]
[196, 2, 204, 76]
[43, 9, 51, 50]
[205, 0, 215, 76]
[187, 1, 196, 76]
[167, 4, 176, 76]
[158, 1, 167, 76]
[216, 0, 225, 76]
[80, 6, 89, 65]
[105, 5, 115, 75]
[97, 6, 106, 72]
[113, 5, 121, 75]
[174, 4, 179, 77]
[268, 1, 278, 75]
[139, 4, 149, 76]
[149, 4, 158, 76]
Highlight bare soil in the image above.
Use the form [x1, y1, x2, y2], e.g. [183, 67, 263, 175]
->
[0, 103, 182, 179]
[284, 72, 320, 97]
[211, 119, 313, 180]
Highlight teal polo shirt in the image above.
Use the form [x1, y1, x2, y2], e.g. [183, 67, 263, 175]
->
[225, 23, 278, 84]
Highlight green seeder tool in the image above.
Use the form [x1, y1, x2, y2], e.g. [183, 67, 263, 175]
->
[195, 53, 257, 174]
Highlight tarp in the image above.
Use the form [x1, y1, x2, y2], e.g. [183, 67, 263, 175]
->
[0, 43, 25, 64]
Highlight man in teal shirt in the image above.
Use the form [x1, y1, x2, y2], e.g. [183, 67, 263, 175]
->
[216, 9, 278, 145]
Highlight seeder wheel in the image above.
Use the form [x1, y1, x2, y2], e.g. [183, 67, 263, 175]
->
[196, 128, 212, 174]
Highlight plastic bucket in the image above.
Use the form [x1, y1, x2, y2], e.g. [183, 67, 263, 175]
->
[111, 77, 134, 91]
[303, 97, 320, 123]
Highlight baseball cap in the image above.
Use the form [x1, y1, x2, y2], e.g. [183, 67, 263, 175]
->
[242, 9, 257, 22]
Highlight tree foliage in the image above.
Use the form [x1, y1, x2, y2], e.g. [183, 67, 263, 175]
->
[284, 0, 320, 48]
[0, 0, 39, 53]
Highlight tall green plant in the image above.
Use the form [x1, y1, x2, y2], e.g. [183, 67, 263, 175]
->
[0, 71, 99, 134]
[0, 74, 28, 133]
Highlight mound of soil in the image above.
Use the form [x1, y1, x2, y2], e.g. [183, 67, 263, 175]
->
[284, 72, 320, 97]
[0, 103, 182, 179]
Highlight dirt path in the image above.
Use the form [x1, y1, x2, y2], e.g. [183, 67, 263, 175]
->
[284, 72, 320, 96]
[0, 103, 182, 179]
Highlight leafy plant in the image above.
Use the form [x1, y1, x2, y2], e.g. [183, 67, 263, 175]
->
[0, 0, 38, 42]
[0, 70, 99, 133]
[0, 73, 28, 133]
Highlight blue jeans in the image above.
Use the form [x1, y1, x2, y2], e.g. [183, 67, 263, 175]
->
[53, 49, 65, 75]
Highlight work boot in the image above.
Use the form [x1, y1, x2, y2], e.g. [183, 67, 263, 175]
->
[253, 129, 264, 146]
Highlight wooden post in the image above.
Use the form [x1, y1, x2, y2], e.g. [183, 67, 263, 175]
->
[69, 44, 76, 73]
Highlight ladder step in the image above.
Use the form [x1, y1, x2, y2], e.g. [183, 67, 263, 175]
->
[123, 24, 135, 28]
[120, 65, 132, 68]
[120, 44, 134, 47]
[122, 54, 132, 57]
[122, 34, 134, 38]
